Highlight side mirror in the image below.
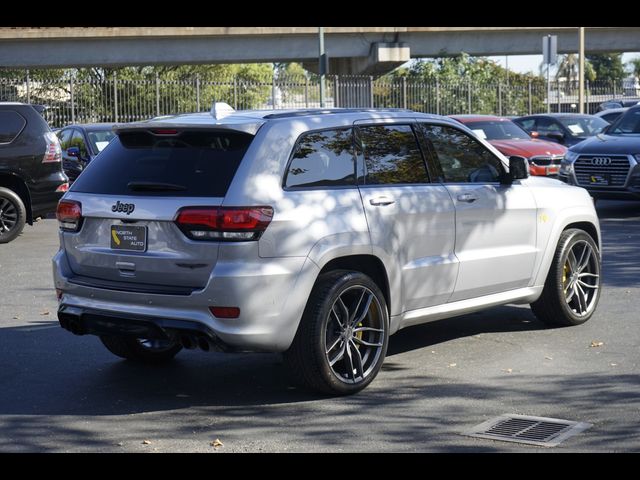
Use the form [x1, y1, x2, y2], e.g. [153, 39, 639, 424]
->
[547, 132, 565, 142]
[67, 146, 80, 157]
[502, 156, 529, 184]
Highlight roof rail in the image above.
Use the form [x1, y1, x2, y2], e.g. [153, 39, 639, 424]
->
[262, 108, 412, 120]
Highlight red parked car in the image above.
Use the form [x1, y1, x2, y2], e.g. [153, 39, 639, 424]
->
[449, 115, 567, 176]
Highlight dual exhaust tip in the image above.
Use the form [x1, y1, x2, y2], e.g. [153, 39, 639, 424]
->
[178, 334, 216, 352]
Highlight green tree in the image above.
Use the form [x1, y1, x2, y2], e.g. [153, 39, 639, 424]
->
[586, 53, 625, 83]
[387, 53, 546, 116]
[628, 58, 640, 78]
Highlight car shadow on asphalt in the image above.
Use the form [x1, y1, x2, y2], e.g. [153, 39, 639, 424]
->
[0, 304, 544, 417]
[596, 200, 640, 288]
[387, 304, 544, 357]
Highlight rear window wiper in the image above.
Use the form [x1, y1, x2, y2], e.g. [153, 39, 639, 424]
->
[127, 181, 187, 191]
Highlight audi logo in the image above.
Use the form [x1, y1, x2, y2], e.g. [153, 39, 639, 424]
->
[591, 157, 612, 166]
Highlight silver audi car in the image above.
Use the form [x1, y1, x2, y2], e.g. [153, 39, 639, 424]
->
[53, 106, 602, 395]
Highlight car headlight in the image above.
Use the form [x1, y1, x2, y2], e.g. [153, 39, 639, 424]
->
[560, 150, 578, 175]
[564, 150, 579, 163]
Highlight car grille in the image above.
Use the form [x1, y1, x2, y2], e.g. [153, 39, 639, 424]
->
[530, 155, 562, 166]
[574, 155, 631, 187]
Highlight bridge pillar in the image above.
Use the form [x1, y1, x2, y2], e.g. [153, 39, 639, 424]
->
[304, 42, 410, 77]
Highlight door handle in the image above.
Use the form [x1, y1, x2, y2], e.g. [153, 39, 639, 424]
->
[369, 196, 395, 206]
[456, 193, 477, 203]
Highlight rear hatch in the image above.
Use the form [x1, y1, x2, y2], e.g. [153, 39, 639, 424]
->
[62, 127, 256, 293]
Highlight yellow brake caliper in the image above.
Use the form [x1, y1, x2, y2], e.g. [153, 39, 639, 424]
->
[355, 322, 363, 344]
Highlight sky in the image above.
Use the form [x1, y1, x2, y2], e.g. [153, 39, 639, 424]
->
[487, 52, 640, 76]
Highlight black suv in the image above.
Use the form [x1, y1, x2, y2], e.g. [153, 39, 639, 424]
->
[0, 102, 68, 243]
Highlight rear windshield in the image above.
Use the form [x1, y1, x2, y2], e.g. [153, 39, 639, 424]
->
[70, 130, 254, 197]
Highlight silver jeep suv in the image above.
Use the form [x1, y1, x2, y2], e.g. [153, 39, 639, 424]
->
[53, 107, 602, 395]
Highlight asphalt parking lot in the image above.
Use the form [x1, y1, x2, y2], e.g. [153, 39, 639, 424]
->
[0, 200, 638, 452]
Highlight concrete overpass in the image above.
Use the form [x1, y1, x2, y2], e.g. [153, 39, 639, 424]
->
[1, 27, 639, 75]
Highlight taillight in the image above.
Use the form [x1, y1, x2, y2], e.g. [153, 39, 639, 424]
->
[56, 200, 82, 232]
[176, 206, 273, 241]
[42, 132, 62, 163]
[55, 182, 69, 193]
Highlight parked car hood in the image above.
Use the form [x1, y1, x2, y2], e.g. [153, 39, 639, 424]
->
[569, 134, 640, 154]
[488, 139, 567, 158]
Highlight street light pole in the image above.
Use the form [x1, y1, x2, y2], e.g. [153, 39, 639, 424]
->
[318, 27, 326, 108]
[579, 27, 585, 113]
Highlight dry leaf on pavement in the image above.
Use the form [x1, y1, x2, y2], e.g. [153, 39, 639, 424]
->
[448, 363, 457, 367]
[142, 440, 152, 445]
[40, 311, 50, 316]
[590, 341, 604, 347]
[211, 439, 224, 448]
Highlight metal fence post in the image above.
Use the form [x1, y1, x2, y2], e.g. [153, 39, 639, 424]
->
[334, 76, 339, 108]
[369, 76, 374, 108]
[528, 79, 532, 114]
[498, 83, 502, 116]
[468, 79, 472, 114]
[113, 72, 118, 123]
[70, 77, 75, 123]
[613, 82, 617, 98]
[402, 76, 407, 109]
[155, 72, 160, 117]
[196, 75, 200, 112]
[233, 77, 238, 110]
[26, 69, 30, 104]
[557, 80, 561, 113]
[436, 79, 440, 115]
[272, 75, 277, 109]
[586, 80, 590, 114]
[305, 76, 309, 108]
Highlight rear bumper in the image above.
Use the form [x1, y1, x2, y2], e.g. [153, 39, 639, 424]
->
[58, 304, 233, 351]
[53, 249, 320, 352]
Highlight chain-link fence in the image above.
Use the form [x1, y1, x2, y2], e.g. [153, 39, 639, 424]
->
[1, 73, 638, 128]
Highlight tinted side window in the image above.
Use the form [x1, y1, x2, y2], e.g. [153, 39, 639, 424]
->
[0, 111, 27, 143]
[57, 128, 74, 150]
[358, 124, 428, 185]
[285, 128, 355, 189]
[423, 124, 502, 183]
[70, 130, 89, 158]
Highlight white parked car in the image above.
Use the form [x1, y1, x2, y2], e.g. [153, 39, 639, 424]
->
[53, 107, 602, 395]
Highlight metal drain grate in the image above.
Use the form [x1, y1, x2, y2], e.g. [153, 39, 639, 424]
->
[463, 414, 592, 447]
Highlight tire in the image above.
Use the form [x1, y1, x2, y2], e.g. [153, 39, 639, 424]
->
[283, 270, 389, 395]
[100, 335, 182, 364]
[531, 228, 601, 327]
[0, 187, 26, 244]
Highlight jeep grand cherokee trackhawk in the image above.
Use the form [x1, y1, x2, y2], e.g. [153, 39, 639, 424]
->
[53, 107, 602, 395]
